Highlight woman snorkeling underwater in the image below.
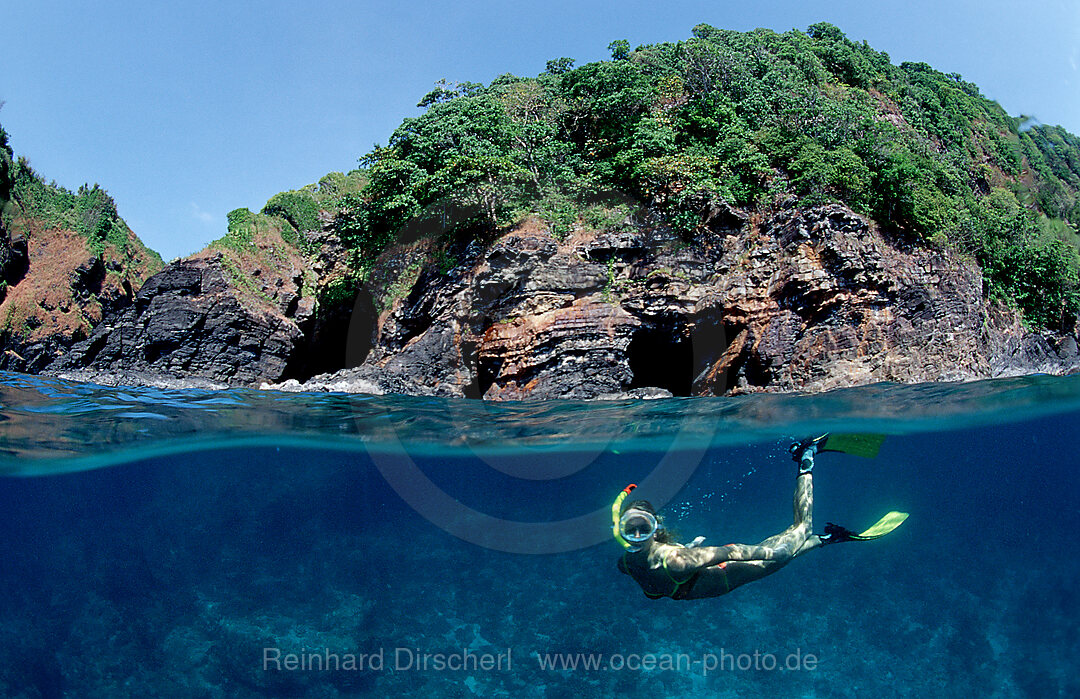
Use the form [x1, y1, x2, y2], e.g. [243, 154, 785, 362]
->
[614, 435, 908, 600]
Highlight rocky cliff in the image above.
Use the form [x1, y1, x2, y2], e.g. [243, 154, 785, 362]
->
[268, 204, 1080, 399]
[0, 219, 160, 373]
[48, 218, 354, 388]
[0, 125, 163, 374]
[47, 203, 1080, 398]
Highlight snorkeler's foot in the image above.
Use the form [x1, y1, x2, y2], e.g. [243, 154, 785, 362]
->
[819, 522, 860, 545]
[790, 434, 828, 472]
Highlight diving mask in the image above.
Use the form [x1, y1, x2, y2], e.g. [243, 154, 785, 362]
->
[619, 509, 659, 544]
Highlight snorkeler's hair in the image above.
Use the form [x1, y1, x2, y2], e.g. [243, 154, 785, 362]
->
[623, 499, 655, 516]
[622, 499, 672, 544]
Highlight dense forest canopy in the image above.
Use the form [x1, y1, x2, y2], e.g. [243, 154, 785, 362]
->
[318, 22, 1080, 330]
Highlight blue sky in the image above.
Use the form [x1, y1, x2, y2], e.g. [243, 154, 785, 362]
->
[3, 0, 1078, 261]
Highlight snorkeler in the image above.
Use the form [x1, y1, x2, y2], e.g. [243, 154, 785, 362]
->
[614, 435, 908, 600]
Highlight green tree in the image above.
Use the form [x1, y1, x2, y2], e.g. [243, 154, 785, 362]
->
[544, 57, 575, 75]
[608, 39, 630, 61]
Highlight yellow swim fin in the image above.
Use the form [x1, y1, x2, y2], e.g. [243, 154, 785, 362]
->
[819, 433, 887, 459]
[855, 511, 909, 539]
[823, 511, 909, 544]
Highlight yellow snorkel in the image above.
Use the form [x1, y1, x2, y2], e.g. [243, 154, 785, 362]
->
[612, 484, 637, 549]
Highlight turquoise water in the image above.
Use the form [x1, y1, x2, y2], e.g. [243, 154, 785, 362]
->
[1, 371, 1078, 696]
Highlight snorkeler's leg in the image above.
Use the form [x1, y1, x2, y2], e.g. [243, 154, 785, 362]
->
[751, 455, 818, 559]
[786, 458, 824, 554]
[711, 445, 824, 567]
[794, 463, 813, 531]
[794, 534, 823, 555]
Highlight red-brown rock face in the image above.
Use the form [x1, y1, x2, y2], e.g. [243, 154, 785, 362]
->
[292, 204, 1078, 399]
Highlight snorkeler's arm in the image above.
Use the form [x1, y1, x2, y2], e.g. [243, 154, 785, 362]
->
[663, 543, 784, 576]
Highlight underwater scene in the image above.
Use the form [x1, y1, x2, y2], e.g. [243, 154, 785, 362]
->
[1, 370, 1078, 698]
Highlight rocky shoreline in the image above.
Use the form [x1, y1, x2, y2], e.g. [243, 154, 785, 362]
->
[42, 204, 1080, 399]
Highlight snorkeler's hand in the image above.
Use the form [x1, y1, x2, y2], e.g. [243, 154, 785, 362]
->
[686, 536, 706, 548]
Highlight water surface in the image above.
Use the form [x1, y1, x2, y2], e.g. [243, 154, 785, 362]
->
[0, 371, 1077, 696]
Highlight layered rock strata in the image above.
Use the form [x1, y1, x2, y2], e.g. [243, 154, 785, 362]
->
[278, 204, 1080, 399]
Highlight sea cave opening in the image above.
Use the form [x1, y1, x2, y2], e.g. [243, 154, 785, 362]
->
[475, 354, 499, 399]
[283, 285, 376, 382]
[626, 324, 693, 397]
